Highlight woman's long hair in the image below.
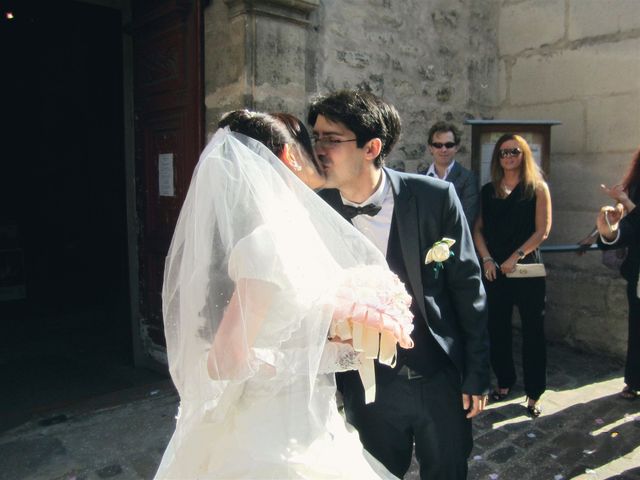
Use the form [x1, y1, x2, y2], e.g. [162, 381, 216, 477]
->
[271, 112, 323, 176]
[621, 147, 640, 193]
[490, 133, 545, 199]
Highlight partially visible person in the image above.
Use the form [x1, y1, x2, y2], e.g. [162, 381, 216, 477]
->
[597, 147, 640, 400]
[309, 90, 489, 480]
[576, 180, 636, 257]
[425, 121, 479, 226]
[155, 110, 404, 479]
[473, 133, 552, 418]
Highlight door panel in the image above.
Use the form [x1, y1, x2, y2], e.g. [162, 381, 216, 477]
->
[133, 0, 203, 347]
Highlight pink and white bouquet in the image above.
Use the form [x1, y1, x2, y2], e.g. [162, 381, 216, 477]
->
[329, 265, 414, 403]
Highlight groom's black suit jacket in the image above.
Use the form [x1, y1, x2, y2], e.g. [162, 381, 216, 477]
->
[320, 167, 490, 395]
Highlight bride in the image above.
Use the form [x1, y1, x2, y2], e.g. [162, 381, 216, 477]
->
[155, 110, 403, 479]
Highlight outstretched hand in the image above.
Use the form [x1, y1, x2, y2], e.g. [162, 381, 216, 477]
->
[600, 183, 629, 204]
[462, 393, 488, 419]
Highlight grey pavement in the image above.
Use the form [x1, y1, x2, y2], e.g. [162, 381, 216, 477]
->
[1, 340, 639, 480]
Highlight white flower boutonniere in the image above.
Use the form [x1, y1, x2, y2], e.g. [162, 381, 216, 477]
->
[425, 238, 456, 278]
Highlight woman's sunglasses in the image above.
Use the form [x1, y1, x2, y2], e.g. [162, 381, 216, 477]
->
[499, 147, 522, 158]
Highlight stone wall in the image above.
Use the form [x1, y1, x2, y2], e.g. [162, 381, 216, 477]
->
[308, 0, 500, 173]
[204, 0, 318, 134]
[202, 0, 640, 359]
[496, 0, 640, 358]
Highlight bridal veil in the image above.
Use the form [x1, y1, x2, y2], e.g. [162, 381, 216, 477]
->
[158, 127, 393, 478]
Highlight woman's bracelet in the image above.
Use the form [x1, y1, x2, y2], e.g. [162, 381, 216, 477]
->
[481, 257, 495, 264]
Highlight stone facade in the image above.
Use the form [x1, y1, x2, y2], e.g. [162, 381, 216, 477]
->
[204, 0, 318, 132]
[496, 0, 640, 358]
[205, 0, 500, 171]
[308, 0, 501, 173]
[203, 0, 640, 359]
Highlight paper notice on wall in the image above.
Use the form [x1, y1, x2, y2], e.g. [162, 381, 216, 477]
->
[158, 153, 175, 197]
[480, 143, 494, 186]
[530, 144, 542, 167]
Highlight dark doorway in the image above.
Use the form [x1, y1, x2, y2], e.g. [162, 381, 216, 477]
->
[0, 0, 164, 431]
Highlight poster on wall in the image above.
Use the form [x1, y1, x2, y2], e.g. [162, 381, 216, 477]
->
[158, 153, 175, 197]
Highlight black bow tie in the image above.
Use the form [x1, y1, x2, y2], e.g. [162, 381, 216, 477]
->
[342, 203, 382, 219]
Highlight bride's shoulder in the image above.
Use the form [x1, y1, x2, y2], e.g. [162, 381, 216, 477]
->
[228, 225, 279, 280]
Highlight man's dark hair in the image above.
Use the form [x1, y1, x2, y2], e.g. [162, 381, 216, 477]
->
[427, 121, 462, 145]
[308, 90, 401, 168]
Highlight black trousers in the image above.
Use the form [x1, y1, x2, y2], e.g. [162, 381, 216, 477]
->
[625, 280, 640, 390]
[341, 364, 472, 480]
[484, 275, 546, 400]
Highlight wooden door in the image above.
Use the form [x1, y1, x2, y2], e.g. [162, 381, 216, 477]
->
[132, 0, 203, 348]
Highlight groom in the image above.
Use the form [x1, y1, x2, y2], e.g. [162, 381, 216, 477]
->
[309, 90, 490, 479]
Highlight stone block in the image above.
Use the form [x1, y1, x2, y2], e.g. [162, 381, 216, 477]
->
[205, 3, 246, 89]
[486, 445, 519, 464]
[510, 38, 640, 104]
[552, 425, 599, 447]
[586, 94, 640, 153]
[129, 452, 164, 480]
[499, 101, 583, 154]
[546, 269, 609, 311]
[474, 426, 510, 449]
[569, 0, 640, 40]
[498, 0, 564, 56]
[511, 428, 548, 448]
[0, 437, 68, 478]
[497, 58, 508, 105]
[96, 464, 123, 478]
[546, 210, 599, 255]
[255, 18, 306, 86]
[549, 153, 631, 212]
[476, 409, 509, 429]
[467, 461, 494, 480]
[315, 0, 497, 172]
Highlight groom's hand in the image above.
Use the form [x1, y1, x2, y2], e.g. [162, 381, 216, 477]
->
[462, 393, 488, 419]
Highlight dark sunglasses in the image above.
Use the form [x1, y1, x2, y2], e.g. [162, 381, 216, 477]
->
[499, 147, 522, 158]
[430, 142, 457, 149]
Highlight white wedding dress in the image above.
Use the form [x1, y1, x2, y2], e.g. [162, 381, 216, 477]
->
[155, 130, 397, 479]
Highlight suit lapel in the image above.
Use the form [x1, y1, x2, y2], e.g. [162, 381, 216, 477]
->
[446, 161, 461, 186]
[385, 168, 428, 321]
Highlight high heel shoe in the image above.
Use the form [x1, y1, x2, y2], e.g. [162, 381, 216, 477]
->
[526, 398, 541, 418]
[619, 385, 639, 400]
[491, 387, 511, 401]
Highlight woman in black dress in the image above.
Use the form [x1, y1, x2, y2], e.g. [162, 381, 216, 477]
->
[599, 148, 640, 400]
[473, 133, 552, 417]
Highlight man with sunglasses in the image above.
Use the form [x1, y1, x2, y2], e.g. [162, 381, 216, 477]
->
[425, 121, 479, 227]
[308, 90, 489, 480]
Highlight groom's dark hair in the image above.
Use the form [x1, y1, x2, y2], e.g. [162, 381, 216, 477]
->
[308, 90, 401, 168]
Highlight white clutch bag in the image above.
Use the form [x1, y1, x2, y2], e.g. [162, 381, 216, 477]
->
[506, 263, 547, 278]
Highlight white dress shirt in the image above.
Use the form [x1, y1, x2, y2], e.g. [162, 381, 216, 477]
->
[426, 160, 456, 180]
[341, 171, 394, 256]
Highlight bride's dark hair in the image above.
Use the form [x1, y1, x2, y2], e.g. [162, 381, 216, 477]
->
[271, 112, 322, 175]
[218, 109, 291, 158]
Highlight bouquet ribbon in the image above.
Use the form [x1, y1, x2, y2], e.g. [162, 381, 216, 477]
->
[331, 317, 405, 404]
[330, 265, 415, 404]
